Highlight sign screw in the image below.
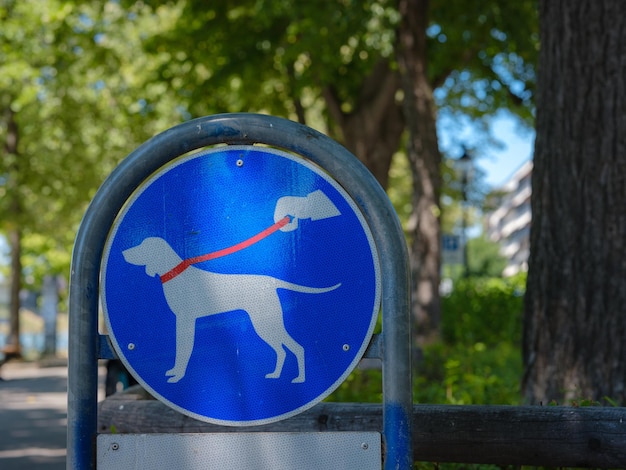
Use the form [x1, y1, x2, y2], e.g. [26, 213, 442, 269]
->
[236, 159, 244, 167]
[111, 443, 119, 451]
[361, 442, 369, 450]
[342, 344, 350, 351]
[128, 343, 135, 350]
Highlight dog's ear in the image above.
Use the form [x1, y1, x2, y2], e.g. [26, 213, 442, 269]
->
[144, 264, 158, 277]
[122, 238, 174, 277]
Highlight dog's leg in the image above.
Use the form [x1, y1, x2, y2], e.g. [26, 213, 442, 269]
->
[262, 334, 305, 383]
[265, 343, 287, 380]
[247, 296, 306, 383]
[166, 316, 196, 383]
[282, 336, 305, 383]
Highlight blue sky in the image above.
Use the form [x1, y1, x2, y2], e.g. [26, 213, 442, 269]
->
[478, 115, 535, 188]
[438, 109, 535, 189]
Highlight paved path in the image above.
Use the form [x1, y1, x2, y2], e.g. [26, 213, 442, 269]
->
[0, 361, 105, 469]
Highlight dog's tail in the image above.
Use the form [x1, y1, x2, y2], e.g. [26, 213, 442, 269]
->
[278, 281, 341, 294]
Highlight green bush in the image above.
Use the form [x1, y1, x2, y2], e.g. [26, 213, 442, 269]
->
[415, 274, 525, 405]
[328, 274, 526, 406]
[441, 274, 525, 347]
[328, 367, 382, 403]
[414, 339, 522, 405]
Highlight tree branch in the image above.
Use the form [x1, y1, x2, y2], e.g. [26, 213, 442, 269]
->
[321, 85, 345, 128]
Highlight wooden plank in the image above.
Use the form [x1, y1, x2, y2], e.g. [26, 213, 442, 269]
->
[98, 391, 626, 468]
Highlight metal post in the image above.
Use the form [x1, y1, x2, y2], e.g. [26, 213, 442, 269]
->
[457, 150, 472, 279]
[462, 177, 469, 278]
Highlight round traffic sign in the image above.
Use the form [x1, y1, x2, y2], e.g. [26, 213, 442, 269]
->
[102, 145, 381, 425]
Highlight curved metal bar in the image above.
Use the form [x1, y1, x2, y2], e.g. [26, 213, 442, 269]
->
[68, 113, 412, 469]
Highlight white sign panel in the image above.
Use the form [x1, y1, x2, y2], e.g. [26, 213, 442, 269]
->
[97, 432, 381, 470]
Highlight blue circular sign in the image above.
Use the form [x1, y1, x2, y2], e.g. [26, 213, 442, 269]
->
[102, 145, 381, 425]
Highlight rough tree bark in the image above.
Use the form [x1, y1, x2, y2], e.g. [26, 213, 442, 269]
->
[523, 0, 626, 404]
[397, 0, 442, 344]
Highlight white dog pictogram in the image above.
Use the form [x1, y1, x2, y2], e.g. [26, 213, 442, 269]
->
[123, 237, 341, 384]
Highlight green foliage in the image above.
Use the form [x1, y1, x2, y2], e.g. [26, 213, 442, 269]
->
[128, 0, 402, 125]
[414, 339, 521, 405]
[546, 394, 619, 408]
[329, 274, 526, 405]
[0, 0, 184, 283]
[414, 463, 516, 470]
[328, 367, 383, 403]
[430, 0, 538, 124]
[441, 274, 525, 346]
[468, 235, 507, 277]
[387, 150, 414, 233]
[417, 274, 526, 405]
[1, 0, 538, 285]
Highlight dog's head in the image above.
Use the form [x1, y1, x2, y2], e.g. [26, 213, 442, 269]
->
[123, 237, 181, 277]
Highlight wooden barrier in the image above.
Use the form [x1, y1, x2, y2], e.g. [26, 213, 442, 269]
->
[99, 388, 626, 468]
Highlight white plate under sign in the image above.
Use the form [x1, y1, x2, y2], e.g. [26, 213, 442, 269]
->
[97, 432, 381, 470]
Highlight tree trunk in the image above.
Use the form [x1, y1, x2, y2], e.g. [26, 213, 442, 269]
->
[3, 107, 22, 356]
[323, 54, 442, 347]
[322, 60, 404, 189]
[7, 228, 22, 355]
[41, 275, 59, 357]
[523, 0, 626, 404]
[397, 0, 442, 344]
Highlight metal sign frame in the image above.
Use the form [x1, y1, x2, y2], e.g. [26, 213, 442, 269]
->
[68, 113, 412, 469]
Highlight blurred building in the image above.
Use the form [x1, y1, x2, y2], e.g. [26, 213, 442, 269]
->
[485, 160, 533, 277]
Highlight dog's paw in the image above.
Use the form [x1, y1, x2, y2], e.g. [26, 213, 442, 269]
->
[166, 368, 185, 383]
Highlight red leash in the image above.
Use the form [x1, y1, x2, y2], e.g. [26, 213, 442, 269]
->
[160, 216, 291, 284]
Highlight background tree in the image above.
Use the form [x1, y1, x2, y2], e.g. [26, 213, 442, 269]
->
[0, 0, 80, 352]
[523, 0, 626, 404]
[0, 1, 180, 353]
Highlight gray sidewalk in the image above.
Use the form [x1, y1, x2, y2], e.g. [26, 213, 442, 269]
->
[0, 360, 105, 470]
